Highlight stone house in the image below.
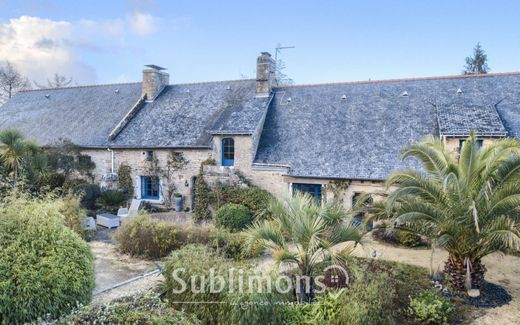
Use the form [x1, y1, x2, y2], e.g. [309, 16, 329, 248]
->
[1, 52, 520, 210]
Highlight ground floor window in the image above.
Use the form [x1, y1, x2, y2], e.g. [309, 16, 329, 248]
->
[459, 139, 483, 152]
[141, 176, 160, 199]
[293, 183, 322, 204]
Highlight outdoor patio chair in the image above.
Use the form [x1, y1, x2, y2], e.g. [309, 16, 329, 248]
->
[118, 199, 142, 219]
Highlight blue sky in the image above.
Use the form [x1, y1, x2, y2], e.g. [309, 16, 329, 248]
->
[0, 0, 519, 85]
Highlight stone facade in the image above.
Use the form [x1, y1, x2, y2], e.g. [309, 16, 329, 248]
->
[82, 132, 501, 212]
[83, 148, 211, 209]
[444, 137, 496, 155]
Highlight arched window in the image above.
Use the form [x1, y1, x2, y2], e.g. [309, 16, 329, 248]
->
[221, 138, 235, 166]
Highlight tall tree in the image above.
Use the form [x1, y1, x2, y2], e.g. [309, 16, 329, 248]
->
[275, 58, 294, 86]
[34, 73, 74, 89]
[0, 62, 30, 103]
[386, 131, 520, 291]
[463, 42, 490, 75]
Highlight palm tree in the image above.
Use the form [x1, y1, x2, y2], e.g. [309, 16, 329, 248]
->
[0, 129, 27, 183]
[0, 129, 46, 185]
[244, 193, 364, 302]
[386, 131, 520, 291]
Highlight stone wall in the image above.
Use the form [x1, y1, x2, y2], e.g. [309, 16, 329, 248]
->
[444, 137, 497, 156]
[82, 133, 388, 212]
[83, 148, 211, 209]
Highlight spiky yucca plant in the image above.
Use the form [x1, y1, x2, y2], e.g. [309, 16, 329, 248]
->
[244, 193, 363, 302]
[387, 131, 520, 291]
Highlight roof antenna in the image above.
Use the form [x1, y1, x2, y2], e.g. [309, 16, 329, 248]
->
[275, 43, 295, 63]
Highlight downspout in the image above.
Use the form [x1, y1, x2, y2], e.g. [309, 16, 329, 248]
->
[107, 148, 114, 173]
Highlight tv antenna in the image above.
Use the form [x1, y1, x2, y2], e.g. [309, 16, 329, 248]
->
[275, 43, 295, 62]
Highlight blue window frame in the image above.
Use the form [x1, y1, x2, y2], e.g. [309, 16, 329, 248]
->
[222, 138, 235, 166]
[141, 176, 159, 199]
[293, 183, 322, 204]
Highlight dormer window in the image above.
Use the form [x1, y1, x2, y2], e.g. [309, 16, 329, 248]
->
[221, 138, 235, 166]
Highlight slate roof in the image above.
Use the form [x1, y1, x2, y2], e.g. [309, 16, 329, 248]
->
[0, 79, 269, 148]
[437, 103, 507, 137]
[254, 73, 520, 180]
[110, 79, 269, 147]
[0, 83, 142, 147]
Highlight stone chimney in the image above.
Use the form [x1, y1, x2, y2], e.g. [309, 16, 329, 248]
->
[256, 52, 276, 97]
[142, 64, 169, 100]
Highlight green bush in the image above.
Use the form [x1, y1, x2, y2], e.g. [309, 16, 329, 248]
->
[114, 214, 180, 259]
[115, 214, 257, 260]
[211, 184, 274, 218]
[194, 171, 212, 221]
[216, 203, 253, 231]
[408, 290, 456, 325]
[0, 196, 95, 324]
[398, 230, 422, 247]
[73, 182, 101, 210]
[38, 290, 200, 324]
[118, 163, 134, 198]
[57, 195, 88, 239]
[162, 245, 291, 325]
[36, 172, 66, 191]
[62, 178, 87, 193]
[97, 190, 126, 212]
[293, 257, 432, 325]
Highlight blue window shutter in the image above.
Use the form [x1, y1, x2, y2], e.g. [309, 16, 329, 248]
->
[135, 176, 141, 199]
[221, 138, 235, 166]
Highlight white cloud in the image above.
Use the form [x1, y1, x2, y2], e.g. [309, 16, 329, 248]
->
[0, 16, 97, 84]
[127, 11, 157, 36]
[0, 12, 161, 85]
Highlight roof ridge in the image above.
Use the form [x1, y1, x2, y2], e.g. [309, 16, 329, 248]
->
[18, 79, 256, 93]
[170, 78, 255, 86]
[275, 71, 520, 89]
[18, 81, 141, 92]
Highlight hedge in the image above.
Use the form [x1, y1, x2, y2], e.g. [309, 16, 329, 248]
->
[0, 196, 95, 323]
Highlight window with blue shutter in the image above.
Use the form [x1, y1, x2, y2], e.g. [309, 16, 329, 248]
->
[141, 176, 160, 199]
[293, 183, 322, 204]
[221, 138, 235, 166]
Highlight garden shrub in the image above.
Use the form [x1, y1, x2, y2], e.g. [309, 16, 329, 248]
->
[36, 172, 66, 191]
[115, 214, 257, 260]
[97, 190, 126, 212]
[299, 257, 432, 325]
[62, 178, 87, 193]
[162, 244, 291, 325]
[0, 196, 95, 324]
[162, 244, 236, 324]
[57, 195, 87, 239]
[407, 289, 456, 325]
[118, 163, 134, 198]
[372, 223, 425, 248]
[211, 183, 274, 218]
[216, 203, 253, 231]
[115, 214, 180, 259]
[37, 290, 201, 325]
[73, 182, 101, 210]
[194, 170, 212, 221]
[398, 230, 422, 247]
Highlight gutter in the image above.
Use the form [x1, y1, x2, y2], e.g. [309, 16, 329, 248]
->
[107, 148, 115, 173]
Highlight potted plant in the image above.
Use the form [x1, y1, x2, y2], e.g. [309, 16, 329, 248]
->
[173, 192, 183, 212]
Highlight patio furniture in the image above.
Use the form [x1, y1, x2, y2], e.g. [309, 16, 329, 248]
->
[96, 213, 120, 229]
[117, 208, 129, 218]
[82, 217, 96, 230]
[118, 199, 141, 219]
